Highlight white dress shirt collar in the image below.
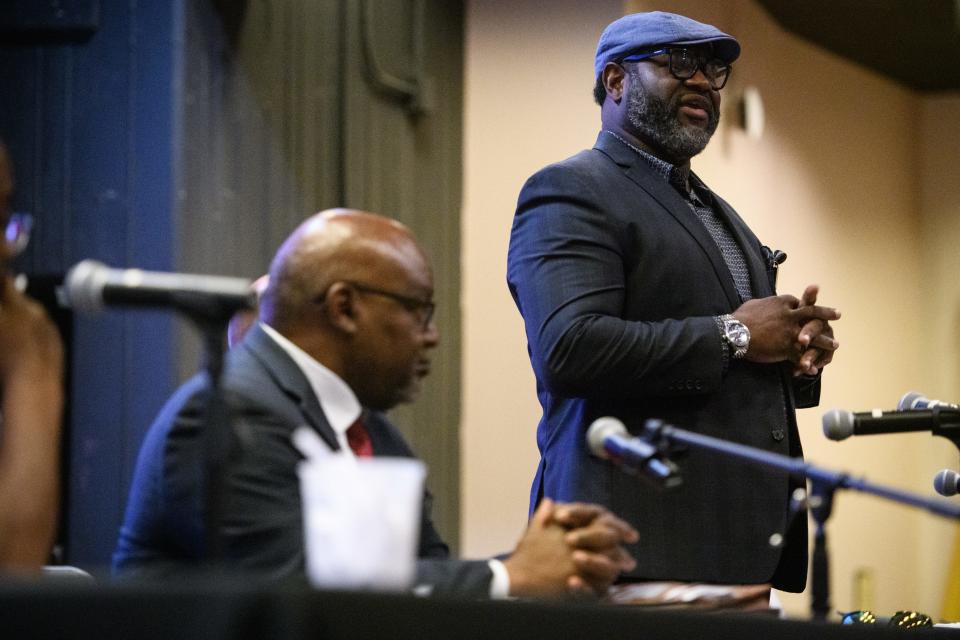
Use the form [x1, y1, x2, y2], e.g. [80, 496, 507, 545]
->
[259, 322, 361, 452]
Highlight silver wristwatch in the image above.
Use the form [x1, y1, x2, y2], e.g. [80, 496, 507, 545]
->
[719, 314, 750, 359]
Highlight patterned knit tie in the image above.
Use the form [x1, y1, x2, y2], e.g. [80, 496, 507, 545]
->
[669, 170, 753, 301]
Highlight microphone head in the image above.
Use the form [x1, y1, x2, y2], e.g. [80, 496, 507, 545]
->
[897, 391, 925, 411]
[64, 260, 109, 313]
[934, 469, 960, 497]
[822, 408, 854, 441]
[586, 417, 627, 458]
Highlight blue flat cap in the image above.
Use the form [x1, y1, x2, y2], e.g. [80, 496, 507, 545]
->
[594, 11, 740, 79]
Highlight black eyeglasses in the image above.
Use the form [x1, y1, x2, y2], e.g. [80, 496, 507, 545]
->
[3, 212, 33, 257]
[621, 47, 731, 90]
[326, 281, 435, 330]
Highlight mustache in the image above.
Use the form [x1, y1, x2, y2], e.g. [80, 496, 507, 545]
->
[675, 92, 717, 121]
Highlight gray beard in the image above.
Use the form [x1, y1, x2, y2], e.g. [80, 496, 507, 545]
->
[626, 79, 718, 161]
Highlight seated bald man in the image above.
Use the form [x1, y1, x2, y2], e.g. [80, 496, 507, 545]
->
[114, 209, 637, 598]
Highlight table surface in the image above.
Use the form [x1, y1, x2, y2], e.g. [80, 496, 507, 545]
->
[0, 579, 954, 640]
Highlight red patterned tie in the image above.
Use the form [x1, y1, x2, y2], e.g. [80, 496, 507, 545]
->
[345, 417, 373, 457]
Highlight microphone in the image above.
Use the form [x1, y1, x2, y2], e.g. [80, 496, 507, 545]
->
[897, 391, 960, 411]
[64, 260, 256, 318]
[822, 408, 960, 441]
[586, 417, 682, 488]
[934, 469, 960, 497]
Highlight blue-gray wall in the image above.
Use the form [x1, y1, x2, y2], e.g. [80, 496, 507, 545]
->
[1, 0, 179, 571]
[1, 0, 463, 573]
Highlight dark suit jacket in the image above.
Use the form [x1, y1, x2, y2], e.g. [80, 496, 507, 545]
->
[112, 324, 492, 597]
[507, 132, 817, 591]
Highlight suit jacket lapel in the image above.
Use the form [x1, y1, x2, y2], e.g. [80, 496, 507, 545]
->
[594, 132, 742, 308]
[242, 324, 341, 451]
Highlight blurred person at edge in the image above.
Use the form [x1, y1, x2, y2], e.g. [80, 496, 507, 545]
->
[0, 138, 64, 574]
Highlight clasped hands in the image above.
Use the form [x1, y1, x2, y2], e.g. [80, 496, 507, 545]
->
[502, 498, 638, 599]
[732, 284, 840, 377]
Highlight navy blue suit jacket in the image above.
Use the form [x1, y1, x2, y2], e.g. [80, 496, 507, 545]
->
[507, 132, 816, 591]
[113, 324, 492, 597]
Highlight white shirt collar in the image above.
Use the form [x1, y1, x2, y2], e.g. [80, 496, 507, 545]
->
[258, 322, 361, 448]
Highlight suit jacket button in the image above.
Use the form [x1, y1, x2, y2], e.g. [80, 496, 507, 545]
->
[685, 380, 694, 390]
[772, 429, 785, 442]
[694, 379, 702, 390]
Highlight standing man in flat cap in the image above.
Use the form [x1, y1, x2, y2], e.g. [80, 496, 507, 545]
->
[507, 12, 839, 595]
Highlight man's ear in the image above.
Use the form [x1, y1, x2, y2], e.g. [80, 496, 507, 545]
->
[602, 62, 626, 103]
[323, 282, 360, 334]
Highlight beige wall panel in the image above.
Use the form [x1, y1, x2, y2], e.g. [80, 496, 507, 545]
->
[462, 0, 625, 555]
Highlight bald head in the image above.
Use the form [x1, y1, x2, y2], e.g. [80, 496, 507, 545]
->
[226, 274, 270, 348]
[260, 209, 438, 410]
[261, 209, 427, 330]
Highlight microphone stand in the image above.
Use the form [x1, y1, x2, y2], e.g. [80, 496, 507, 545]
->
[808, 479, 834, 620]
[62, 261, 256, 564]
[640, 419, 960, 621]
[168, 293, 255, 565]
[928, 406, 960, 460]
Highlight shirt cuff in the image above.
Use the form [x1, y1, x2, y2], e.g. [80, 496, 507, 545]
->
[487, 559, 511, 599]
[714, 315, 731, 373]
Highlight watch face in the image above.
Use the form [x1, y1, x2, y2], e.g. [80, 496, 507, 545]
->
[725, 321, 750, 349]
[730, 326, 749, 348]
